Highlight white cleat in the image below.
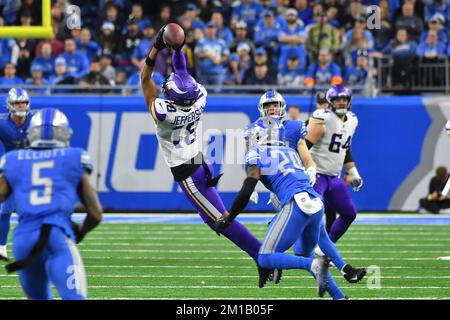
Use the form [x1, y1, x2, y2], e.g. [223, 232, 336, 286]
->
[0, 245, 8, 260]
[310, 256, 329, 297]
[314, 245, 325, 257]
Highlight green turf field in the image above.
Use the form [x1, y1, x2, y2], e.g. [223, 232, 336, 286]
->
[1, 223, 450, 299]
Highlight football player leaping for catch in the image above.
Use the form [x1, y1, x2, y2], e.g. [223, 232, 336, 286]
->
[140, 25, 279, 286]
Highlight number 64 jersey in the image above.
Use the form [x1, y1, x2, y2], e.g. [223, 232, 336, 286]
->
[149, 84, 207, 167]
[308, 109, 358, 177]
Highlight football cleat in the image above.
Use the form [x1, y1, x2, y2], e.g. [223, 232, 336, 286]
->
[257, 265, 273, 288]
[341, 264, 367, 283]
[268, 268, 283, 284]
[311, 256, 330, 297]
[0, 245, 8, 261]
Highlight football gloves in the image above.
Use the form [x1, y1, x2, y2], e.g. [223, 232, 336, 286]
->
[305, 166, 317, 186]
[153, 25, 166, 51]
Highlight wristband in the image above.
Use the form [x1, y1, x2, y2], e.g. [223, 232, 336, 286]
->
[145, 56, 156, 67]
[348, 167, 361, 180]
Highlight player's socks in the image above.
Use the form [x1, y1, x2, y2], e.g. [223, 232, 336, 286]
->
[329, 217, 352, 242]
[258, 252, 313, 270]
[0, 244, 7, 260]
[326, 272, 346, 300]
[317, 228, 346, 270]
[0, 213, 11, 246]
[213, 220, 261, 261]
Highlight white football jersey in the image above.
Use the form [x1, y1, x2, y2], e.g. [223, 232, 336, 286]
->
[150, 84, 207, 167]
[308, 109, 358, 177]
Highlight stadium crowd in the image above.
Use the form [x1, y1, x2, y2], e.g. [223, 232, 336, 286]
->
[0, 0, 449, 94]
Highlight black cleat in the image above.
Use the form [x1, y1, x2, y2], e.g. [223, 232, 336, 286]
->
[311, 256, 330, 297]
[0, 255, 9, 262]
[342, 264, 367, 283]
[268, 268, 283, 284]
[257, 265, 272, 288]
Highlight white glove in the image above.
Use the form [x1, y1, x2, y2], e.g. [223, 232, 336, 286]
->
[305, 166, 317, 186]
[348, 167, 363, 192]
[249, 191, 259, 204]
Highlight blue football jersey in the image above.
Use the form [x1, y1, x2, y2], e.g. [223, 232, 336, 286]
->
[0, 147, 93, 240]
[245, 145, 320, 208]
[0, 112, 34, 153]
[282, 118, 307, 150]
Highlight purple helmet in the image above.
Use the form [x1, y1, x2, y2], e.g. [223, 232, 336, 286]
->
[326, 84, 352, 116]
[162, 72, 200, 107]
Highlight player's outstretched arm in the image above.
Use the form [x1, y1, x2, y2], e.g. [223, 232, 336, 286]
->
[75, 173, 103, 243]
[0, 176, 11, 202]
[141, 26, 166, 107]
[215, 165, 261, 236]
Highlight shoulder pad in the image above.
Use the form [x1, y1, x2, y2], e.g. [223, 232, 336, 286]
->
[309, 109, 330, 124]
[80, 149, 93, 174]
[151, 98, 169, 122]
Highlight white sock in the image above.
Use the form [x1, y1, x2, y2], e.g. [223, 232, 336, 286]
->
[0, 245, 7, 258]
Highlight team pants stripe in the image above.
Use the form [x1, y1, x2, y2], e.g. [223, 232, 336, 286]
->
[65, 237, 88, 298]
[183, 177, 222, 221]
[260, 201, 293, 254]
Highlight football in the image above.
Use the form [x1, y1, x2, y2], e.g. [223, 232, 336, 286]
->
[163, 23, 185, 50]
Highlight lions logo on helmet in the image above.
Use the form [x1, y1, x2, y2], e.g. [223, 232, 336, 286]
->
[6, 88, 30, 117]
[258, 89, 286, 118]
[326, 84, 352, 116]
[249, 117, 286, 148]
[27, 108, 73, 149]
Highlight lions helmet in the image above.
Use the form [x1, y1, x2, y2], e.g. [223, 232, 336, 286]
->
[6, 88, 30, 117]
[27, 108, 73, 149]
[162, 72, 200, 108]
[249, 117, 286, 148]
[326, 84, 352, 116]
[258, 89, 286, 118]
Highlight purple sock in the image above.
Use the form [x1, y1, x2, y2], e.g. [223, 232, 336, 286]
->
[329, 217, 352, 242]
[208, 220, 261, 262]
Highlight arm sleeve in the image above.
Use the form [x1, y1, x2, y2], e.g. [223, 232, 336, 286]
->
[172, 50, 187, 73]
[344, 147, 354, 164]
[229, 177, 259, 221]
[80, 150, 93, 174]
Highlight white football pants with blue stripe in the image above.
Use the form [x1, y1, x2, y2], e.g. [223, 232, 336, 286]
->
[13, 226, 87, 300]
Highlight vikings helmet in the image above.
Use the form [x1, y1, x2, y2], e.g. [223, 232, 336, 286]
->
[258, 89, 286, 118]
[326, 84, 352, 116]
[6, 88, 30, 117]
[249, 117, 286, 148]
[27, 108, 73, 149]
[162, 72, 200, 107]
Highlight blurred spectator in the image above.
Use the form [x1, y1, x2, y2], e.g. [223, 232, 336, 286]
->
[79, 58, 111, 92]
[278, 8, 305, 48]
[255, 5, 288, 31]
[419, 166, 450, 214]
[126, 70, 164, 94]
[341, 26, 372, 67]
[382, 28, 417, 57]
[305, 13, 340, 62]
[243, 62, 276, 85]
[294, 0, 313, 26]
[25, 64, 49, 94]
[18, 9, 33, 26]
[103, 2, 124, 38]
[35, 37, 64, 57]
[153, 3, 171, 31]
[230, 0, 264, 33]
[211, 11, 234, 43]
[115, 70, 128, 86]
[132, 24, 156, 71]
[279, 44, 306, 75]
[197, 0, 214, 23]
[416, 29, 446, 59]
[341, 18, 375, 52]
[0, 36, 19, 71]
[15, 38, 36, 80]
[183, 3, 206, 31]
[50, 3, 71, 41]
[99, 22, 119, 56]
[229, 21, 255, 55]
[424, 0, 450, 24]
[116, 17, 142, 75]
[1, 0, 21, 24]
[254, 10, 282, 63]
[344, 49, 371, 85]
[395, 1, 424, 43]
[226, 43, 253, 85]
[419, 13, 447, 45]
[122, 3, 151, 34]
[372, 3, 394, 51]
[0, 63, 23, 89]
[194, 22, 229, 86]
[288, 105, 301, 120]
[340, 0, 365, 30]
[99, 54, 116, 85]
[326, 5, 340, 29]
[24, 1, 42, 24]
[304, 48, 342, 87]
[277, 51, 304, 87]
[48, 57, 77, 89]
[76, 27, 102, 63]
[58, 38, 90, 79]
[32, 42, 55, 80]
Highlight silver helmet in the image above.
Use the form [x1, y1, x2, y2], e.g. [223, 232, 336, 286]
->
[6, 88, 30, 117]
[258, 89, 286, 118]
[27, 108, 73, 149]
